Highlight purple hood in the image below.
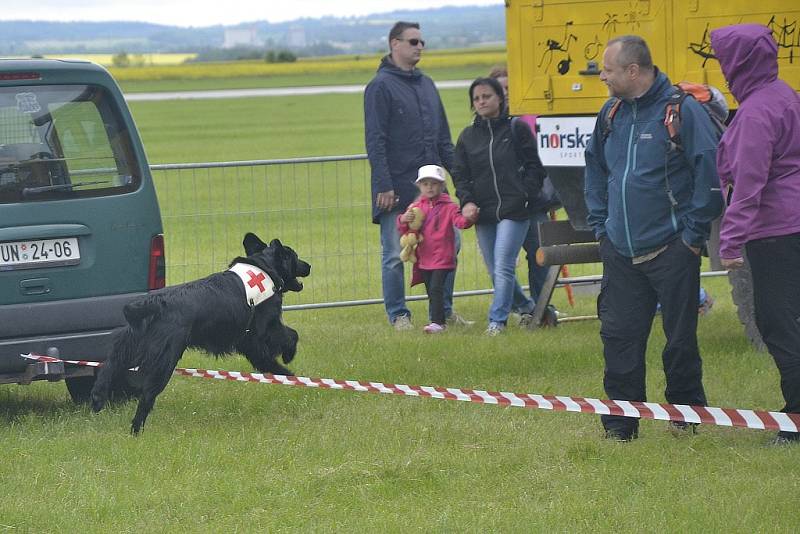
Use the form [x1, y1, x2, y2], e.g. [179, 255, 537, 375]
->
[711, 24, 778, 102]
[711, 24, 800, 259]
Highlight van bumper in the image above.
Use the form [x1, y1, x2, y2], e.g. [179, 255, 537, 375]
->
[0, 292, 146, 374]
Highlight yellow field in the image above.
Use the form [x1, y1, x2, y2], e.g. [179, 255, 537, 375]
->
[44, 53, 197, 66]
[107, 49, 506, 81]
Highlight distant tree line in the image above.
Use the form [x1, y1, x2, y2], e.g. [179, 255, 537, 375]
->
[186, 47, 296, 63]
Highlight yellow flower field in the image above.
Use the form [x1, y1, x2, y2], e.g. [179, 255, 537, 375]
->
[44, 53, 197, 66]
[107, 49, 506, 81]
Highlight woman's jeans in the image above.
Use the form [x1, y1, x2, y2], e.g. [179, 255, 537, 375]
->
[379, 209, 456, 323]
[476, 218, 534, 324]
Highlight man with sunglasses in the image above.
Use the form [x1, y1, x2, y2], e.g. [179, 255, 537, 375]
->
[365, 21, 469, 330]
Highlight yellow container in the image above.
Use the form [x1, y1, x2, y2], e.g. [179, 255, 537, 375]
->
[506, 0, 800, 115]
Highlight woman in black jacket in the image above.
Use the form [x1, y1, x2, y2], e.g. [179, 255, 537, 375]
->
[453, 77, 546, 335]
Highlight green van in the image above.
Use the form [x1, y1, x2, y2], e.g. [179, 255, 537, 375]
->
[0, 59, 163, 400]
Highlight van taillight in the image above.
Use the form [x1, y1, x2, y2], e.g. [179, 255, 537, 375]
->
[148, 234, 166, 290]
[0, 72, 41, 81]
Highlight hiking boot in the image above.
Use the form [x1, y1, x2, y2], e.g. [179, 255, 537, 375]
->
[446, 311, 475, 327]
[484, 322, 505, 337]
[668, 421, 699, 436]
[423, 323, 446, 334]
[392, 314, 413, 331]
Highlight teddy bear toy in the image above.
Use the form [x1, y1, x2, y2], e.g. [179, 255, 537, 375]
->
[399, 206, 425, 263]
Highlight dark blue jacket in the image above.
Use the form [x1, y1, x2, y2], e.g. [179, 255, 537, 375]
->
[584, 69, 724, 257]
[364, 56, 455, 223]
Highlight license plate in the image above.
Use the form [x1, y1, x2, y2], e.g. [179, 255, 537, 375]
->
[0, 237, 80, 270]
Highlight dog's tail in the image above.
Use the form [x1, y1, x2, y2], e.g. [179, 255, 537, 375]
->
[123, 297, 161, 329]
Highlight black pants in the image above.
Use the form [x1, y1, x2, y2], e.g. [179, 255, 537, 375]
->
[747, 233, 800, 425]
[422, 269, 452, 326]
[597, 238, 706, 435]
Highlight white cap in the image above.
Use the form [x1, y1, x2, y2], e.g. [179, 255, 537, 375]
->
[416, 164, 446, 183]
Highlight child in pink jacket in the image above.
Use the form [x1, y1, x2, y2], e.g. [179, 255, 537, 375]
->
[398, 165, 476, 333]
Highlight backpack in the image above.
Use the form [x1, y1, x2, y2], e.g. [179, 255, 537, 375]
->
[601, 82, 729, 206]
[509, 116, 561, 211]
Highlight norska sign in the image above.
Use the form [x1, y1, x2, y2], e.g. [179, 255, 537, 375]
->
[535, 116, 597, 167]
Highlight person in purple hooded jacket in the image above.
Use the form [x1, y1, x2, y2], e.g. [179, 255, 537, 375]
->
[711, 24, 800, 445]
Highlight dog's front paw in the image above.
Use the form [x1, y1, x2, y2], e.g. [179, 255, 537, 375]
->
[91, 392, 106, 413]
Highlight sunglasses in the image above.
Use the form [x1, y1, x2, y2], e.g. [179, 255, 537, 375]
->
[396, 38, 425, 47]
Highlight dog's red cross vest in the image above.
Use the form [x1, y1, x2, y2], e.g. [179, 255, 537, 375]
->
[228, 263, 276, 307]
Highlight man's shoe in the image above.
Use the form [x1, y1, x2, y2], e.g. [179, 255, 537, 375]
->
[769, 431, 800, 446]
[392, 314, 413, 331]
[446, 311, 475, 327]
[541, 305, 559, 327]
[668, 421, 699, 436]
[423, 323, 446, 334]
[484, 322, 505, 337]
[604, 428, 638, 442]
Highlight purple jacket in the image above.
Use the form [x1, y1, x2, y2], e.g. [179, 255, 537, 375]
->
[711, 24, 800, 259]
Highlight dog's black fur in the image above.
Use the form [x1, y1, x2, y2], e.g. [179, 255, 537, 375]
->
[90, 233, 311, 434]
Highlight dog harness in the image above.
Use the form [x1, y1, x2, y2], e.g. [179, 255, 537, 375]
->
[228, 263, 276, 307]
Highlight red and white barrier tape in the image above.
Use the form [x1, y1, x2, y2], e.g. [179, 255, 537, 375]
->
[22, 353, 800, 433]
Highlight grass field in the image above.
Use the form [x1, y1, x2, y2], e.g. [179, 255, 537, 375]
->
[1, 63, 798, 531]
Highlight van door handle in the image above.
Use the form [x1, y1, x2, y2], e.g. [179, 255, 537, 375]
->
[20, 278, 51, 295]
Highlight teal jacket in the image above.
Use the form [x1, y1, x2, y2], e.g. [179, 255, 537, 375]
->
[584, 70, 724, 257]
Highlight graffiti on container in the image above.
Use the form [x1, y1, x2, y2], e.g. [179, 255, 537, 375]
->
[768, 16, 798, 63]
[688, 23, 717, 67]
[538, 21, 578, 75]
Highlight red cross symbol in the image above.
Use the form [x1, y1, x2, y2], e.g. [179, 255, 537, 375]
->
[246, 270, 267, 292]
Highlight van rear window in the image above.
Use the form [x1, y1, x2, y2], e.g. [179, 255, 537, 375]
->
[0, 84, 141, 203]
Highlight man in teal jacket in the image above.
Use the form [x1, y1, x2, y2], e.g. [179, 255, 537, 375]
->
[584, 35, 724, 441]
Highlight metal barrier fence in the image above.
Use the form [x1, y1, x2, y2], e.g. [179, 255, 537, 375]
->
[150, 156, 730, 313]
[150, 155, 525, 309]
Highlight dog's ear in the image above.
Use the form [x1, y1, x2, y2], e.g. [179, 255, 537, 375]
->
[269, 238, 284, 251]
[243, 233, 268, 256]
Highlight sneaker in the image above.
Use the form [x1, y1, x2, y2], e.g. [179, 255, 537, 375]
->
[423, 323, 446, 334]
[769, 432, 800, 446]
[668, 421, 699, 436]
[484, 322, 505, 336]
[604, 428, 638, 442]
[518, 313, 535, 328]
[446, 311, 475, 327]
[392, 314, 413, 331]
[698, 290, 715, 316]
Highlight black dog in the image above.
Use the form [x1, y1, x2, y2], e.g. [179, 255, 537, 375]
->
[91, 233, 311, 434]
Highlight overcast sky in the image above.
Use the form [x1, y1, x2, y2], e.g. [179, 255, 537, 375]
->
[0, 1, 501, 27]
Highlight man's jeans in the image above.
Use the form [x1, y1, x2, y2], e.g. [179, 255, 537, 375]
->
[379, 209, 455, 323]
[476, 218, 533, 324]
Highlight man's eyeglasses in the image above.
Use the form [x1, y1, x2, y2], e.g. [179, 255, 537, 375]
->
[396, 38, 425, 47]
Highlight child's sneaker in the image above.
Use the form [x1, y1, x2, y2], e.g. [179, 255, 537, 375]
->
[423, 323, 446, 334]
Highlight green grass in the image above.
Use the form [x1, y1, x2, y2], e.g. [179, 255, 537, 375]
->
[2, 74, 797, 531]
[1, 278, 798, 531]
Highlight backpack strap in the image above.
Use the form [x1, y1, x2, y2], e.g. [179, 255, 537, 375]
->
[664, 85, 689, 153]
[601, 98, 622, 142]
